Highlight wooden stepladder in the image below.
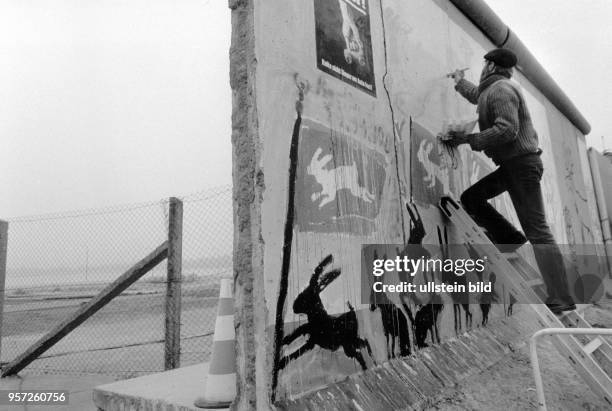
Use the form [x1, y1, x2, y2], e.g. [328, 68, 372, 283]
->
[438, 196, 612, 407]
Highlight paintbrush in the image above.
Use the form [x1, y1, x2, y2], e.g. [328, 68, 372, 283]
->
[446, 68, 469, 78]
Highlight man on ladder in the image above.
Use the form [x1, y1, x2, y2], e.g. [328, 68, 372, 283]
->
[446, 48, 575, 314]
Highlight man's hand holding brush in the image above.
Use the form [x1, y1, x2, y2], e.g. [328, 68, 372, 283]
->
[447, 68, 468, 84]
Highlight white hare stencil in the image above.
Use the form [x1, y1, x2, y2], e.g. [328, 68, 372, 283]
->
[306, 147, 375, 208]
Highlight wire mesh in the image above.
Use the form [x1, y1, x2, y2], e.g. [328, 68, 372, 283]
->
[1, 185, 232, 379]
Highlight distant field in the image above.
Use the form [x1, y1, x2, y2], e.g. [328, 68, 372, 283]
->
[1, 278, 222, 379]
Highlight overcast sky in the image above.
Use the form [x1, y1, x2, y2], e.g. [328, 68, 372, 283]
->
[1, 0, 610, 218]
[0, 0, 231, 218]
[486, 0, 612, 152]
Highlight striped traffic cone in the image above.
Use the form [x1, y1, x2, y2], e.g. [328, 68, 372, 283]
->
[194, 278, 236, 409]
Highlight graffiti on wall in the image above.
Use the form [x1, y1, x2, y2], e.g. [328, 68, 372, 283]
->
[272, 130, 511, 399]
[295, 120, 387, 234]
[315, 0, 376, 96]
[410, 121, 455, 203]
[369, 272, 413, 358]
[278, 254, 375, 371]
[271, 115, 528, 400]
[271, 104, 391, 399]
[363, 203, 503, 354]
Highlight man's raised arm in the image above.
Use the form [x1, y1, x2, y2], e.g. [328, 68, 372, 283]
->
[454, 79, 479, 104]
[449, 69, 478, 104]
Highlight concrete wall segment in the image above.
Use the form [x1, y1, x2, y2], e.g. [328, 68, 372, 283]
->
[229, 0, 268, 409]
[230, 0, 605, 406]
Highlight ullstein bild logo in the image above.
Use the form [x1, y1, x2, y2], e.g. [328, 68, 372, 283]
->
[371, 281, 492, 294]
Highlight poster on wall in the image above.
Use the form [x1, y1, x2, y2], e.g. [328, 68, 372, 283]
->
[314, 0, 376, 96]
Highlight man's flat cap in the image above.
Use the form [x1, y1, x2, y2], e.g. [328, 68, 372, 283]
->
[484, 48, 517, 68]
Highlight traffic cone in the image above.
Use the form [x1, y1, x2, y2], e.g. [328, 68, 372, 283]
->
[194, 278, 236, 409]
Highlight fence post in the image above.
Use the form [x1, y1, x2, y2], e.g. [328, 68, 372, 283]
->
[0, 221, 7, 364]
[165, 198, 183, 370]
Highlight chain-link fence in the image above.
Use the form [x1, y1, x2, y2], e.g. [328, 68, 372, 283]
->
[0, 185, 232, 379]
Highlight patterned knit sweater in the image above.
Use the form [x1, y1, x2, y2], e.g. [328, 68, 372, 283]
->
[455, 74, 540, 165]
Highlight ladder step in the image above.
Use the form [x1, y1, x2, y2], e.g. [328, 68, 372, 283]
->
[585, 338, 604, 354]
[561, 310, 612, 368]
[526, 279, 544, 287]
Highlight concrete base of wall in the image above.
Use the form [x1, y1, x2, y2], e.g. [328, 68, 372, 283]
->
[92, 363, 228, 411]
[92, 306, 540, 411]
[276, 306, 539, 410]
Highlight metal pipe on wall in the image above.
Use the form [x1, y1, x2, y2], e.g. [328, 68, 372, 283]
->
[448, 0, 591, 135]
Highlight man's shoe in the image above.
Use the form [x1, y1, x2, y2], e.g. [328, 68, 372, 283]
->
[546, 303, 576, 314]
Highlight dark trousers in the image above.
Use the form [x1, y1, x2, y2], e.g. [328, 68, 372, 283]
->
[460, 153, 573, 304]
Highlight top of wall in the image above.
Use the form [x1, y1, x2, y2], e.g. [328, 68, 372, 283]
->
[449, 0, 591, 135]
